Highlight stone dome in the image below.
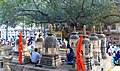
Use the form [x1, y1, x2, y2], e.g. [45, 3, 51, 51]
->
[89, 36, 98, 41]
[71, 32, 78, 35]
[96, 34, 105, 39]
[70, 35, 79, 39]
[82, 38, 90, 44]
[45, 35, 57, 48]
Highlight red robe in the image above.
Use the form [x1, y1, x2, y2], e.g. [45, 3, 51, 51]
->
[76, 36, 86, 71]
[18, 31, 23, 64]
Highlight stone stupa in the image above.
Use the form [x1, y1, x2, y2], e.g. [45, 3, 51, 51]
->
[40, 24, 62, 68]
[82, 25, 92, 71]
[96, 26, 107, 59]
[69, 26, 79, 52]
[89, 26, 100, 66]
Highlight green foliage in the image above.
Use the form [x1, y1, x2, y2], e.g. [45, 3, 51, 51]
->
[0, 0, 119, 28]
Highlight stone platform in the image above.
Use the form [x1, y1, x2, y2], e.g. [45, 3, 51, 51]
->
[2, 55, 116, 71]
[40, 54, 61, 68]
[7, 63, 73, 71]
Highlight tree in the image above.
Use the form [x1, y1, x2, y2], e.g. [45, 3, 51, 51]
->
[0, 0, 119, 28]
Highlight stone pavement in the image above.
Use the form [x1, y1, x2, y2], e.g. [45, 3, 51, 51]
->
[0, 68, 3, 71]
[6, 63, 73, 71]
[92, 56, 114, 71]
[110, 66, 120, 71]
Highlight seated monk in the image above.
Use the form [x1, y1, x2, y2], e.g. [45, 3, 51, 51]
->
[66, 48, 75, 65]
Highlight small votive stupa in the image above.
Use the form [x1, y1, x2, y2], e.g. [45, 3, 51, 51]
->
[82, 25, 92, 71]
[96, 26, 107, 59]
[89, 26, 99, 66]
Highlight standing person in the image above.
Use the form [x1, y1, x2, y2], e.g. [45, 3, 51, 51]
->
[108, 45, 113, 56]
[31, 48, 40, 64]
[106, 42, 111, 53]
[67, 42, 70, 48]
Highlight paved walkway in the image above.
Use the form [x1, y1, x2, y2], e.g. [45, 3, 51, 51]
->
[92, 56, 114, 71]
[0, 68, 3, 71]
[110, 66, 120, 71]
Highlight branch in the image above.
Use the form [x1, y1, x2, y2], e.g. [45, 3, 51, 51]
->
[81, 0, 85, 12]
[32, 0, 39, 10]
[76, 0, 85, 20]
[17, 9, 48, 17]
[53, 20, 66, 23]
[14, 8, 52, 23]
[91, 0, 95, 6]
[103, 14, 120, 19]
[10, 13, 40, 25]
[32, 0, 48, 17]
[107, 20, 120, 24]
[98, 19, 120, 25]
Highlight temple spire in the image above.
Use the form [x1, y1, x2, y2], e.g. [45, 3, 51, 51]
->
[91, 26, 96, 36]
[83, 25, 86, 36]
[73, 26, 76, 32]
[49, 24, 53, 33]
[100, 26, 103, 34]
[93, 26, 95, 34]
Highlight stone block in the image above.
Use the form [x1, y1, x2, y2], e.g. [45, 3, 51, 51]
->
[59, 48, 68, 60]
[40, 54, 61, 68]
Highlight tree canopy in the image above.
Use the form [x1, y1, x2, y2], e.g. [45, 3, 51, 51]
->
[0, 0, 119, 27]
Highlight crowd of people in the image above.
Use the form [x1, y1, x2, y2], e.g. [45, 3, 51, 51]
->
[107, 44, 120, 65]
